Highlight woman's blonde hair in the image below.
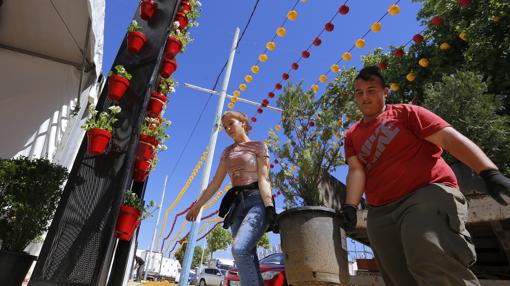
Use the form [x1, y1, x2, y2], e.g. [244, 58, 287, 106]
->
[221, 110, 252, 133]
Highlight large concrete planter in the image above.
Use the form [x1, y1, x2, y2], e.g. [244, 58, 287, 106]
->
[278, 206, 349, 286]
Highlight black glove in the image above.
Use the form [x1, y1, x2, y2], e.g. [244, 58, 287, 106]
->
[340, 204, 357, 232]
[479, 169, 510, 205]
[265, 206, 279, 233]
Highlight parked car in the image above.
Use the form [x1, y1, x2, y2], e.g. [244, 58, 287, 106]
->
[224, 253, 286, 286]
[198, 267, 226, 286]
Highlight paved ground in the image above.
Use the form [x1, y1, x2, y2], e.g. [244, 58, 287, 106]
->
[128, 281, 178, 286]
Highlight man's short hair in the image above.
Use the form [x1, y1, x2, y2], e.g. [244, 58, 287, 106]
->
[355, 66, 386, 88]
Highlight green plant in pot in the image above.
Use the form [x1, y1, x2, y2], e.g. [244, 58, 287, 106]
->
[115, 191, 157, 241]
[266, 71, 359, 285]
[0, 156, 68, 286]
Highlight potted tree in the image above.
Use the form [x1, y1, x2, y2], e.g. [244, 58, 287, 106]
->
[115, 191, 157, 241]
[266, 70, 359, 286]
[147, 77, 177, 118]
[0, 156, 68, 286]
[139, 0, 157, 21]
[81, 105, 122, 155]
[136, 116, 170, 161]
[107, 65, 132, 101]
[127, 20, 147, 54]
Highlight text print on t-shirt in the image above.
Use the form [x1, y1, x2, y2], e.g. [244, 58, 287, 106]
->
[359, 119, 400, 171]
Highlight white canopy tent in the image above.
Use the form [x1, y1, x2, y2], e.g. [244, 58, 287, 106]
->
[0, 0, 105, 170]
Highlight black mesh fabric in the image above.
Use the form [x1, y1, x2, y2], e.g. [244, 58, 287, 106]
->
[29, 1, 179, 285]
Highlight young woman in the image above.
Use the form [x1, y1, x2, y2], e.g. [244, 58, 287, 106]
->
[186, 110, 277, 286]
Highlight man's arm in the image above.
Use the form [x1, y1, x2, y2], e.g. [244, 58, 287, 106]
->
[345, 155, 366, 206]
[424, 126, 497, 173]
[425, 126, 510, 205]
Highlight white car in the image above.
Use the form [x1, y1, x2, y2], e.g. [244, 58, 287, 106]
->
[197, 267, 226, 286]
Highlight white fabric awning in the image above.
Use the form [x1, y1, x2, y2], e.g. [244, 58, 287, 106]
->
[0, 0, 105, 168]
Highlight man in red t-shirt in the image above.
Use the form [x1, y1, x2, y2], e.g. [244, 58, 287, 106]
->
[341, 66, 510, 286]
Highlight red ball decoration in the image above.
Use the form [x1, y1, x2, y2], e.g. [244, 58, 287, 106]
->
[275, 83, 282, 90]
[431, 15, 443, 27]
[282, 73, 289, 80]
[458, 0, 471, 7]
[325, 22, 334, 32]
[393, 48, 404, 58]
[313, 37, 322, 46]
[274, 159, 279, 164]
[257, 108, 263, 114]
[302, 50, 310, 58]
[413, 34, 424, 44]
[270, 164, 274, 169]
[268, 92, 275, 98]
[291, 62, 299, 70]
[339, 4, 349, 15]
[378, 62, 388, 70]
[291, 141, 296, 146]
[309, 121, 315, 127]
[261, 99, 269, 107]
[251, 117, 257, 122]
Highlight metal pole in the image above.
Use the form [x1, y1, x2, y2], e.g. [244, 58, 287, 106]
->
[144, 175, 168, 280]
[179, 27, 240, 286]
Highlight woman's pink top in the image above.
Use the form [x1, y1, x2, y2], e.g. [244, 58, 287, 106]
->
[220, 141, 269, 186]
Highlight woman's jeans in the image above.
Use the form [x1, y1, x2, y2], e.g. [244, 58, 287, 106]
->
[230, 189, 268, 286]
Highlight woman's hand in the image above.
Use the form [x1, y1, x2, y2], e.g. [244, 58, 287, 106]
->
[186, 202, 201, 222]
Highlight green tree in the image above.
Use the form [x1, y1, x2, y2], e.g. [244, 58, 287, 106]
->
[421, 70, 510, 174]
[257, 233, 271, 250]
[267, 81, 349, 207]
[206, 226, 232, 260]
[174, 243, 208, 268]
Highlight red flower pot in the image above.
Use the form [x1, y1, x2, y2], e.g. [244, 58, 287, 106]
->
[127, 31, 147, 54]
[137, 134, 158, 161]
[179, 0, 191, 14]
[147, 91, 168, 118]
[175, 11, 188, 30]
[356, 258, 379, 272]
[133, 159, 152, 182]
[115, 205, 141, 241]
[160, 58, 177, 78]
[86, 128, 112, 155]
[108, 75, 130, 101]
[164, 36, 183, 59]
[140, 0, 157, 21]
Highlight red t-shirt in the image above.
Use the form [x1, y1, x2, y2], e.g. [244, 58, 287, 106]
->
[344, 104, 458, 206]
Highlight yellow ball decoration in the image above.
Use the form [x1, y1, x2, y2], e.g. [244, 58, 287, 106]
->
[371, 22, 382, 32]
[335, 133, 342, 139]
[259, 54, 268, 62]
[439, 42, 450, 50]
[231, 96, 239, 102]
[342, 52, 352, 61]
[239, 83, 247, 91]
[251, 65, 260, 74]
[330, 64, 340, 73]
[291, 165, 297, 171]
[287, 10, 298, 21]
[276, 27, 286, 37]
[266, 41, 276, 51]
[311, 84, 319, 93]
[233, 90, 240, 97]
[418, 58, 429, 68]
[388, 4, 400, 16]
[275, 124, 282, 131]
[227, 102, 235, 109]
[406, 72, 416, 82]
[319, 74, 328, 83]
[459, 31, 467, 41]
[245, 75, 253, 83]
[390, 83, 399, 91]
[355, 38, 366, 48]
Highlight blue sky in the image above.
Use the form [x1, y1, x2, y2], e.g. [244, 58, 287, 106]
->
[103, 0, 423, 260]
